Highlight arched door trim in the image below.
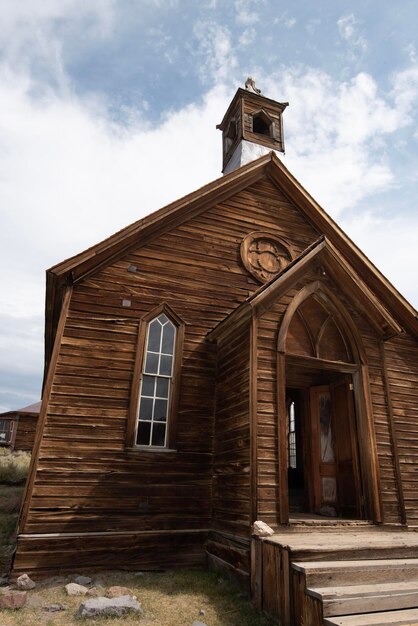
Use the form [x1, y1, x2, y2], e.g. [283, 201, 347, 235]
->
[276, 281, 382, 524]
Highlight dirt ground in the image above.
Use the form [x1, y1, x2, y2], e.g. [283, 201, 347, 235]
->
[0, 568, 276, 626]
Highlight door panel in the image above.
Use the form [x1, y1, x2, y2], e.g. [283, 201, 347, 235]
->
[310, 378, 361, 517]
[331, 377, 362, 517]
[310, 385, 337, 513]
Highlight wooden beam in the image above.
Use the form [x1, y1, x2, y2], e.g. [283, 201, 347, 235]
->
[380, 341, 407, 525]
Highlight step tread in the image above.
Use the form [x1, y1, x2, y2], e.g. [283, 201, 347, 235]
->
[323, 607, 418, 625]
[293, 558, 418, 574]
[309, 580, 418, 600]
[268, 530, 418, 554]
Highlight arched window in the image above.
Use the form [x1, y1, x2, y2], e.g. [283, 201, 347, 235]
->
[127, 305, 184, 450]
[136, 314, 176, 447]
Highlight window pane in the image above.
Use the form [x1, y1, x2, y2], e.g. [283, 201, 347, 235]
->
[137, 421, 151, 445]
[154, 399, 168, 422]
[139, 397, 153, 421]
[145, 352, 159, 374]
[158, 314, 168, 325]
[148, 320, 162, 352]
[151, 422, 166, 446]
[162, 322, 175, 355]
[141, 375, 155, 397]
[159, 354, 173, 376]
[156, 377, 169, 398]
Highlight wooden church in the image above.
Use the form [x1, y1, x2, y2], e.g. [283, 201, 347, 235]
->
[13, 79, 418, 625]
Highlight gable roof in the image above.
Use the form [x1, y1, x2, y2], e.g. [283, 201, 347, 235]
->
[207, 237, 403, 342]
[0, 401, 41, 418]
[44, 152, 418, 373]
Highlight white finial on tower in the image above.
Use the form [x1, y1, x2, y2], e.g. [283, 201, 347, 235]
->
[245, 76, 261, 94]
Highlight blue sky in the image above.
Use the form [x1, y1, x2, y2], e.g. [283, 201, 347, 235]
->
[1, 0, 418, 411]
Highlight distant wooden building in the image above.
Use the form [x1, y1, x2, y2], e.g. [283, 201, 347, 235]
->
[12, 79, 418, 624]
[0, 402, 40, 451]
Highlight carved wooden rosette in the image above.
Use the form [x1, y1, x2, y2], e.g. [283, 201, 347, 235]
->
[240, 231, 293, 283]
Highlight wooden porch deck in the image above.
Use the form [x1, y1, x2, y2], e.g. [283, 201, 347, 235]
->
[252, 525, 418, 626]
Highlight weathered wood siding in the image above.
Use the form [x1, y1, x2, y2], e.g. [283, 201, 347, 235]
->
[207, 320, 252, 585]
[14, 414, 38, 452]
[15, 177, 319, 574]
[212, 321, 251, 536]
[256, 284, 299, 527]
[256, 270, 402, 525]
[385, 333, 418, 524]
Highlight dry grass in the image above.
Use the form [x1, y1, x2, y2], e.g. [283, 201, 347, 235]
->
[0, 450, 31, 485]
[0, 454, 29, 575]
[0, 569, 276, 626]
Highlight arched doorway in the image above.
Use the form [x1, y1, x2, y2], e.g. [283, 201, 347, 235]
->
[276, 282, 381, 523]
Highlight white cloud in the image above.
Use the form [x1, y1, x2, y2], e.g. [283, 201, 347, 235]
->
[274, 13, 296, 29]
[337, 13, 368, 53]
[342, 211, 418, 308]
[234, 0, 261, 25]
[263, 68, 411, 215]
[239, 28, 256, 47]
[193, 21, 237, 83]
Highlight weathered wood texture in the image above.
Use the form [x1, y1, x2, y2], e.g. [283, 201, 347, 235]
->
[384, 333, 418, 524]
[14, 414, 38, 452]
[13, 530, 207, 578]
[256, 270, 401, 525]
[207, 531, 251, 588]
[17, 177, 319, 572]
[212, 321, 251, 537]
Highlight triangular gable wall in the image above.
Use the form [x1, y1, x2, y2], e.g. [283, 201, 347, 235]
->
[44, 152, 418, 375]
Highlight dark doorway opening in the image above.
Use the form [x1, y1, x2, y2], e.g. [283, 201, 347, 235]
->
[286, 368, 363, 519]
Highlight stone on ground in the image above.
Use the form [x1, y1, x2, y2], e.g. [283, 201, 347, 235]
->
[106, 585, 134, 598]
[0, 590, 27, 609]
[65, 582, 89, 596]
[74, 575, 92, 586]
[252, 520, 275, 537]
[16, 573, 36, 590]
[76, 595, 142, 618]
[191, 622, 208, 626]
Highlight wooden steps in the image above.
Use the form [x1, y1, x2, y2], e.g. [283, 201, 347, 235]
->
[309, 580, 418, 616]
[253, 528, 418, 625]
[293, 558, 418, 587]
[268, 529, 418, 561]
[292, 556, 418, 625]
[323, 608, 418, 625]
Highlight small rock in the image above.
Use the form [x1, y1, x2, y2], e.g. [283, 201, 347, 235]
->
[106, 585, 134, 598]
[17, 573, 36, 590]
[251, 520, 275, 537]
[76, 595, 142, 618]
[86, 586, 99, 597]
[134, 571, 144, 577]
[74, 575, 92, 586]
[65, 582, 89, 596]
[192, 622, 208, 626]
[198, 609, 206, 616]
[43, 603, 67, 612]
[0, 590, 27, 609]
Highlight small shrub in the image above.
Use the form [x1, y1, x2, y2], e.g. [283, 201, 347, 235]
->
[0, 449, 31, 484]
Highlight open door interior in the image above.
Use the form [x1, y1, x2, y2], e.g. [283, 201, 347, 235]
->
[309, 376, 362, 518]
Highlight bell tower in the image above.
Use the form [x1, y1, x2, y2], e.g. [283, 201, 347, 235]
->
[217, 77, 288, 174]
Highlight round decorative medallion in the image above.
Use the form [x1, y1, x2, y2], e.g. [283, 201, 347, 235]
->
[240, 231, 293, 283]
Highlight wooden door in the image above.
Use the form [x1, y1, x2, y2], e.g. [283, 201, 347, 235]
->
[331, 377, 362, 517]
[310, 379, 361, 517]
